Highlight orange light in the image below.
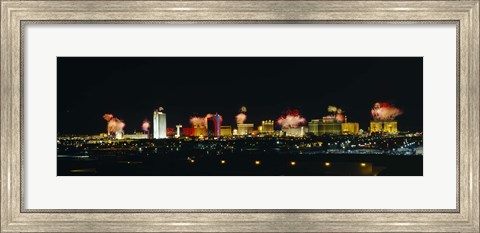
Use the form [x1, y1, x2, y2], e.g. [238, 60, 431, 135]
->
[325, 162, 331, 166]
[255, 160, 261, 165]
[290, 161, 296, 166]
[361, 163, 366, 167]
[221, 160, 226, 164]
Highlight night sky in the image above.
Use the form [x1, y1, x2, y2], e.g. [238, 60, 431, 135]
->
[57, 57, 423, 135]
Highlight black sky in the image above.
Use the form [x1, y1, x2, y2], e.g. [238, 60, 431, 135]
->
[57, 57, 423, 134]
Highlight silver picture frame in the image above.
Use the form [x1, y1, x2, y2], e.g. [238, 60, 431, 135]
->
[1, 1, 478, 232]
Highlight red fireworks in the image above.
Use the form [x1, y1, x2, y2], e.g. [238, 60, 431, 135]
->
[371, 102, 402, 121]
[142, 120, 150, 131]
[277, 110, 306, 129]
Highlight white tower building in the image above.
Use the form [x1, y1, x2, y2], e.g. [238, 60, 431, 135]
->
[176, 124, 182, 138]
[153, 107, 167, 139]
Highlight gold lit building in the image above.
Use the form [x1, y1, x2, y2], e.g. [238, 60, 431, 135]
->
[369, 121, 398, 134]
[308, 118, 341, 135]
[261, 120, 275, 134]
[194, 127, 207, 137]
[319, 122, 341, 135]
[318, 116, 341, 135]
[341, 122, 359, 135]
[283, 127, 306, 137]
[383, 121, 398, 133]
[237, 123, 254, 135]
[308, 119, 320, 136]
[369, 121, 383, 133]
[220, 126, 232, 136]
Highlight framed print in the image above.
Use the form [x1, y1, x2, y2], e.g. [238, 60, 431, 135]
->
[1, 0, 479, 232]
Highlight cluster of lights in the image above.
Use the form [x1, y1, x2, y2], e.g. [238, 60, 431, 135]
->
[187, 159, 368, 168]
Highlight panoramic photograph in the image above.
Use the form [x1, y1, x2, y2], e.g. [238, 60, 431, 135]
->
[57, 57, 423, 176]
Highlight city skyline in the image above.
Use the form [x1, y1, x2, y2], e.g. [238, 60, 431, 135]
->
[57, 57, 423, 135]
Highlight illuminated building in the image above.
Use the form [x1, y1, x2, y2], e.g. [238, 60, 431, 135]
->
[319, 123, 341, 135]
[369, 121, 383, 133]
[318, 116, 341, 135]
[237, 123, 254, 135]
[153, 107, 167, 139]
[383, 121, 398, 133]
[167, 128, 175, 137]
[308, 119, 320, 136]
[194, 127, 207, 137]
[261, 120, 274, 134]
[175, 124, 182, 137]
[123, 133, 148, 139]
[115, 130, 124, 139]
[220, 126, 232, 136]
[369, 121, 398, 134]
[283, 126, 306, 137]
[341, 122, 360, 135]
[182, 127, 194, 137]
[309, 117, 341, 135]
[207, 114, 223, 137]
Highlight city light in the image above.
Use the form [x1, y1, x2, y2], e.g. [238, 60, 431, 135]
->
[57, 58, 423, 176]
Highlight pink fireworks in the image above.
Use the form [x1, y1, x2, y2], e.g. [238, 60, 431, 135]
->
[371, 102, 403, 121]
[190, 116, 206, 128]
[142, 120, 150, 131]
[236, 113, 247, 124]
[190, 114, 215, 128]
[103, 113, 125, 134]
[277, 110, 306, 129]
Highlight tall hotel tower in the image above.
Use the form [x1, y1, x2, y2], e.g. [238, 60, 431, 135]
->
[153, 107, 167, 139]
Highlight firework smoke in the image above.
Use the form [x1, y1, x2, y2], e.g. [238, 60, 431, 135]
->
[240, 106, 247, 113]
[277, 110, 306, 129]
[103, 113, 125, 134]
[190, 116, 207, 128]
[327, 106, 337, 113]
[190, 114, 215, 128]
[327, 106, 346, 122]
[236, 113, 247, 124]
[371, 102, 403, 121]
[103, 114, 113, 121]
[335, 114, 345, 122]
[142, 120, 150, 132]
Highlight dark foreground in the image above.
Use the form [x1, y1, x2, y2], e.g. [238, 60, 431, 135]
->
[58, 154, 423, 176]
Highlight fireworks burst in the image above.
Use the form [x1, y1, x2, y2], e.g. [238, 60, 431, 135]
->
[240, 106, 247, 113]
[277, 110, 306, 129]
[236, 113, 247, 124]
[103, 113, 125, 134]
[142, 120, 150, 131]
[335, 114, 345, 122]
[327, 106, 337, 113]
[190, 114, 215, 128]
[103, 114, 113, 122]
[327, 106, 345, 122]
[190, 116, 207, 128]
[371, 102, 403, 121]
